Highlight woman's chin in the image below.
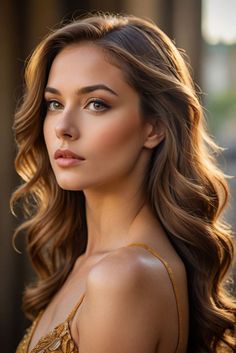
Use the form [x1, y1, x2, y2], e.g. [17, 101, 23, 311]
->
[56, 178, 85, 191]
[60, 185, 84, 191]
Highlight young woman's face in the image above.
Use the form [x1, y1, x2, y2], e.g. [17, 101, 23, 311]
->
[43, 43, 153, 191]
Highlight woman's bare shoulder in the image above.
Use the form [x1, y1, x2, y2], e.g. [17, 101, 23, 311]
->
[86, 243, 183, 293]
[76, 244, 185, 353]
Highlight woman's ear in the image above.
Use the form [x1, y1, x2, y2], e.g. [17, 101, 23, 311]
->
[143, 120, 165, 149]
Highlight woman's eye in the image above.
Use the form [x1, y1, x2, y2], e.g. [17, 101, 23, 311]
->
[46, 100, 63, 111]
[86, 99, 110, 112]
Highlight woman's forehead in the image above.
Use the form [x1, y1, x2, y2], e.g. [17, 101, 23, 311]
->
[46, 43, 135, 97]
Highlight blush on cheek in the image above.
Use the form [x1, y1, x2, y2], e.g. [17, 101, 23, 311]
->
[90, 115, 142, 151]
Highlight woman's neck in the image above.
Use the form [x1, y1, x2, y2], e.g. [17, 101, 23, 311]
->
[83, 183, 151, 258]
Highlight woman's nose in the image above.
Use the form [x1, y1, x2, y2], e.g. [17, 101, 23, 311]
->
[55, 113, 80, 140]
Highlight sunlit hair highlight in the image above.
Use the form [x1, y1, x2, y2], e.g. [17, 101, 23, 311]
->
[11, 13, 236, 353]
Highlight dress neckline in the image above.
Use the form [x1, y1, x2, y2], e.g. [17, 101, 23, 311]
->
[26, 293, 85, 353]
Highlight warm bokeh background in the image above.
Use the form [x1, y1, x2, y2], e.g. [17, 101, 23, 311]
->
[0, 1, 235, 352]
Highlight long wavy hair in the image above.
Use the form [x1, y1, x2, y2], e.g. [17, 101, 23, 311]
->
[11, 13, 236, 353]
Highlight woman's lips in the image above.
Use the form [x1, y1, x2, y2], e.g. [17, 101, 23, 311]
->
[54, 149, 85, 167]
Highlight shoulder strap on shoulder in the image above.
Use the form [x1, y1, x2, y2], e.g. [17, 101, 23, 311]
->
[66, 292, 86, 322]
[127, 242, 171, 270]
[127, 242, 183, 353]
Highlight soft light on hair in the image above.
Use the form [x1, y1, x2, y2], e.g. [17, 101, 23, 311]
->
[11, 13, 236, 353]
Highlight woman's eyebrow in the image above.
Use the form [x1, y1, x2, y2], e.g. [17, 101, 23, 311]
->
[44, 84, 118, 96]
[44, 87, 61, 95]
[78, 84, 118, 96]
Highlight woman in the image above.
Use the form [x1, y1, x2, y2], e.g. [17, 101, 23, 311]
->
[12, 13, 235, 353]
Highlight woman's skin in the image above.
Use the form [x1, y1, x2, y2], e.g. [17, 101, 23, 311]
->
[28, 43, 189, 353]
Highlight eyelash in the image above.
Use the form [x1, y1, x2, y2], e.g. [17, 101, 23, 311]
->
[46, 100, 63, 111]
[45, 99, 110, 113]
[85, 99, 110, 112]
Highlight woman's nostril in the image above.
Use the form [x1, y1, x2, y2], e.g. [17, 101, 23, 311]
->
[55, 124, 79, 140]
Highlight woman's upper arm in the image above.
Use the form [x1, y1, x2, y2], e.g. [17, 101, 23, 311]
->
[76, 254, 176, 353]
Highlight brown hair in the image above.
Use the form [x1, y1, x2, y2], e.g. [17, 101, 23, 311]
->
[11, 13, 236, 352]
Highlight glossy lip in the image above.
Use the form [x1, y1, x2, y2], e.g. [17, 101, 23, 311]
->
[54, 149, 85, 160]
[54, 149, 85, 167]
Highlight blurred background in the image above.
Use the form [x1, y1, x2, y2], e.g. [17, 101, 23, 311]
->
[0, 0, 235, 352]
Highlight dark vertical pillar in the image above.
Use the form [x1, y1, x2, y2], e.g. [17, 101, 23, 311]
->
[155, 0, 175, 37]
[0, 1, 28, 351]
[88, 0, 123, 12]
[173, 0, 202, 84]
[119, 0, 158, 20]
[0, 1, 62, 352]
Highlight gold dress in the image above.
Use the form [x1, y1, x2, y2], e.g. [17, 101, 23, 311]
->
[16, 292, 85, 353]
[16, 242, 184, 353]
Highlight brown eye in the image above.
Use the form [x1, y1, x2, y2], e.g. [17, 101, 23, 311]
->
[86, 99, 110, 112]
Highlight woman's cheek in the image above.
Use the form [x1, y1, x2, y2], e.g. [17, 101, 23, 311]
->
[87, 116, 140, 152]
[43, 118, 56, 160]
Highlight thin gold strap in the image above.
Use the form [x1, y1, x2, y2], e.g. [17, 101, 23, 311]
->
[25, 310, 44, 353]
[66, 292, 86, 322]
[127, 242, 183, 353]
